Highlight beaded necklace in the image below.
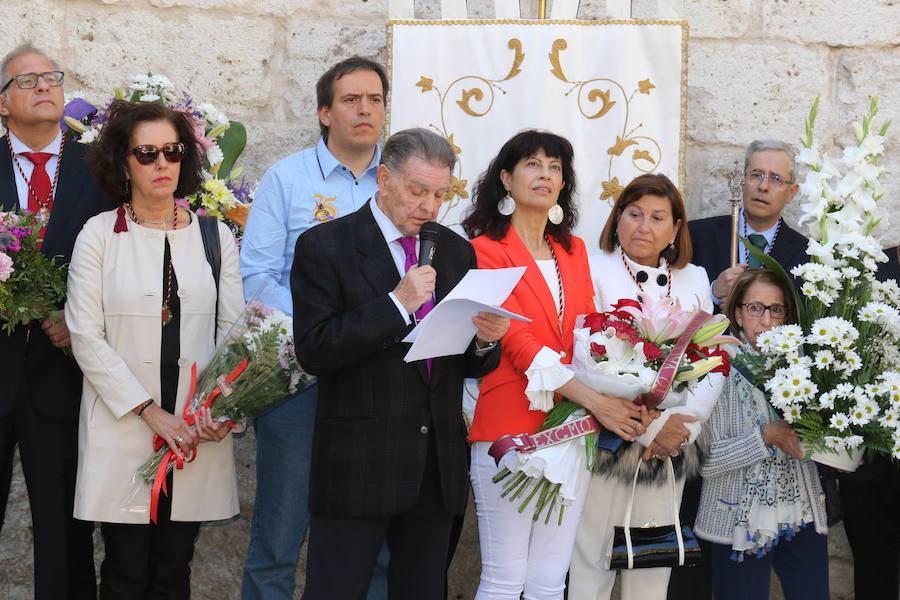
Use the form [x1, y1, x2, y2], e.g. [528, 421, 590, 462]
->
[126, 203, 178, 325]
[544, 234, 565, 337]
[7, 135, 64, 224]
[620, 245, 672, 299]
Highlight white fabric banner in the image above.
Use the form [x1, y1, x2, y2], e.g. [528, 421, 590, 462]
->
[387, 20, 687, 247]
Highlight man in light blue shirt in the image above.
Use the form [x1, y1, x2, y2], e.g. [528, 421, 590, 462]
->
[240, 56, 388, 600]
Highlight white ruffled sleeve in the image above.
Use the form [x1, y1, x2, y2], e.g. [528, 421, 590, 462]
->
[524, 346, 574, 412]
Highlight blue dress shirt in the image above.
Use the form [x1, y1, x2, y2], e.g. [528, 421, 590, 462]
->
[240, 138, 380, 314]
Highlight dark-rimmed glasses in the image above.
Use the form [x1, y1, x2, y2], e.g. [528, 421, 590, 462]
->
[127, 143, 185, 165]
[740, 302, 787, 319]
[0, 71, 64, 94]
[745, 170, 792, 188]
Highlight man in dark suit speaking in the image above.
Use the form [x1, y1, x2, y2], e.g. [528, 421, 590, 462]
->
[291, 128, 508, 599]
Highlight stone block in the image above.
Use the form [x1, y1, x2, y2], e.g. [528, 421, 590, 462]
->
[63, 8, 277, 116]
[762, 0, 900, 47]
[684, 0, 753, 39]
[0, 0, 66, 57]
[687, 40, 835, 146]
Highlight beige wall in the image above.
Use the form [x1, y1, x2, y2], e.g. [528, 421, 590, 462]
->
[2, 0, 897, 242]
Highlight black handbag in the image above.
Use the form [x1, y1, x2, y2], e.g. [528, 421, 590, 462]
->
[606, 457, 702, 570]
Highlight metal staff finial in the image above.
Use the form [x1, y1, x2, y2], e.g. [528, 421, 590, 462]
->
[728, 160, 743, 267]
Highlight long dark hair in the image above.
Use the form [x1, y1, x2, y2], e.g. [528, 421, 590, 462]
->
[462, 130, 577, 252]
[89, 99, 205, 205]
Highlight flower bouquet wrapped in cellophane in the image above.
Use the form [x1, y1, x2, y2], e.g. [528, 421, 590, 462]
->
[122, 300, 313, 519]
[0, 209, 68, 333]
[492, 296, 739, 524]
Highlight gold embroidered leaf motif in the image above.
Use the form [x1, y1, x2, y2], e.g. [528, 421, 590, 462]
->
[416, 76, 433, 93]
[587, 88, 616, 119]
[445, 176, 469, 201]
[548, 39, 569, 83]
[447, 134, 462, 155]
[600, 177, 624, 202]
[633, 149, 654, 163]
[607, 137, 638, 156]
[457, 88, 485, 117]
[502, 39, 525, 81]
[638, 78, 655, 95]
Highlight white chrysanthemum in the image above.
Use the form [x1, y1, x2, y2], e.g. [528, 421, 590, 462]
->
[844, 435, 864, 449]
[198, 102, 229, 128]
[782, 405, 802, 424]
[830, 412, 850, 431]
[825, 436, 844, 451]
[139, 93, 160, 102]
[813, 349, 835, 370]
[879, 410, 900, 429]
[818, 391, 836, 410]
[79, 128, 99, 144]
[206, 145, 224, 167]
[842, 349, 862, 373]
[808, 317, 858, 348]
[848, 405, 872, 425]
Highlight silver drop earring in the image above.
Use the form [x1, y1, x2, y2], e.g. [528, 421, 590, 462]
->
[497, 193, 515, 216]
[548, 203, 564, 225]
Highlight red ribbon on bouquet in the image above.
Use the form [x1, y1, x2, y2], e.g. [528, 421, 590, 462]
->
[149, 357, 249, 523]
[633, 311, 710, 410]
[487, 309, 712, 465]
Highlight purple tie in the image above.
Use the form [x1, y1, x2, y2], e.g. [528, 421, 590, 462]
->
[398, 236, 434, 374]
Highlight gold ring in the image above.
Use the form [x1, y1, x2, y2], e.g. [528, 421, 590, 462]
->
[175, 435, 185, 444]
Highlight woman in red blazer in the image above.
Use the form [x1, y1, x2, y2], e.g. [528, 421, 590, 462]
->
[462, 130, 647, 599]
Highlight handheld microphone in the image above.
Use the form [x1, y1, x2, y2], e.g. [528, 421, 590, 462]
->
[418, 221, 440, 267]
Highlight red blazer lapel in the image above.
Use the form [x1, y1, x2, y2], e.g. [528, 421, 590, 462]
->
[502, 227, 563, 344]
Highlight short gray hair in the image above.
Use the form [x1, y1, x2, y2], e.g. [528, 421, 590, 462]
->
[744, 139, 797, 183]
[381, 128, 456, 174]
[1, 43, 61, 128]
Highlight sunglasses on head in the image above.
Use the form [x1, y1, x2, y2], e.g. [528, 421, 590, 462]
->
[127, 142, 185, 165]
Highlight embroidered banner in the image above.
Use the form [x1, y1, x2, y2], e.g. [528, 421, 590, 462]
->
[387, 19, 688, 246]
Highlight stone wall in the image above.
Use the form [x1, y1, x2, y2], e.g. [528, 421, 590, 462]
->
[1, 0, 895, 597]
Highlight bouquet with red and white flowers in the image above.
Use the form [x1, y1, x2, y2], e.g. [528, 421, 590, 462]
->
[493, 296, 739, 523]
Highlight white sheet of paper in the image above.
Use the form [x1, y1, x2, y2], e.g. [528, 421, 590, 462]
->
[403, 267, 529, 362]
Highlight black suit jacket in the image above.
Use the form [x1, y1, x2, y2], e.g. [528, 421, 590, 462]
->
[879, 246, 900, 282]
[688, 214, 809, 291]
[0, 136, 111, 419]
[291, 202, 501, 518]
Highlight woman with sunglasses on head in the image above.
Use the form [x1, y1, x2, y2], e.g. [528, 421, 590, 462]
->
[694, 269, 828, 600]
[65, 99, 244, 599]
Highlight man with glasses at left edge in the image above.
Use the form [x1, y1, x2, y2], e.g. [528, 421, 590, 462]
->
[0, 42, 111, 599]
[668, 139, 810, 600]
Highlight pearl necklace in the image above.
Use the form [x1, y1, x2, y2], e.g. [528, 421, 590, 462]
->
[620, 245, 672, 298]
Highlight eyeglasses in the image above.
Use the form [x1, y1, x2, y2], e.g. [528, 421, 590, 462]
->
[0, 71, 64, 93]
[127, 143, 185, 165]
[745, 170, 792, 188]
[740, 302, 787, 319]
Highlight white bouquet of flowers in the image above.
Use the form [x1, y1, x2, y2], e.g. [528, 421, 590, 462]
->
[739, 98, 900, 469]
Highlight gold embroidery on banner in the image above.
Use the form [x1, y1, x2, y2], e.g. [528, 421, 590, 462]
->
[548, 38, 663, 204]
[413, 38, 524, 224]
[386, 19, 690, 202]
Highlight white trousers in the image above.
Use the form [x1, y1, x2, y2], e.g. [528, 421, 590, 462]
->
[470, 441, 590, 600]
[568, 468, 686, 600]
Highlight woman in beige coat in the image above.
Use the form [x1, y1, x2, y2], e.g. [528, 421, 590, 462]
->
[66, 100, 244, 599]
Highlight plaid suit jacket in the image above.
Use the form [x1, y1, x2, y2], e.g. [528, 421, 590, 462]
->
[291, 202, 501, 517]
